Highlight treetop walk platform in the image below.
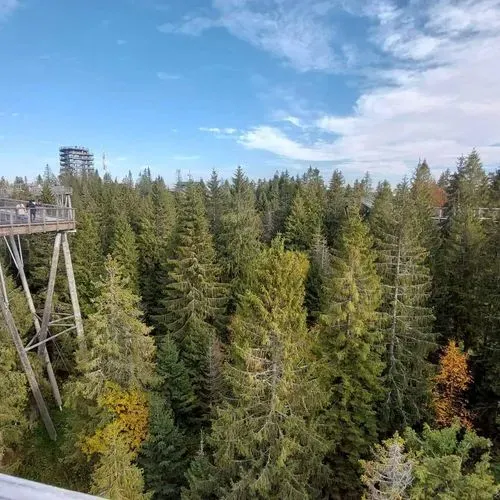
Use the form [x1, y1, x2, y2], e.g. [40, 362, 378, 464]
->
[0, 198, 75, 236]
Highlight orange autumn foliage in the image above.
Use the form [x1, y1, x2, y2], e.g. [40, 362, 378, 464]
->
[82, 383, 149, 459]
[432, 340, 473, 428]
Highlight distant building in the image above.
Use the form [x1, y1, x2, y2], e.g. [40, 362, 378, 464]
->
[59, 146, 94, 177]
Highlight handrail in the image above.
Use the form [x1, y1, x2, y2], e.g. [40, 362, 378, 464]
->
[0, 199, 74, 228]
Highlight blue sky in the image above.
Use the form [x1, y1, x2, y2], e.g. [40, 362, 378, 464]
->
[0, 0, 499, 184]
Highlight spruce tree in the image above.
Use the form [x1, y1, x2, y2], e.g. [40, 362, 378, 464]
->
[374, 182, 436, 431]
[305, 228, 330, 325]
[68, 257, 155, 402]
[410, 160, 441, 255]
[319, 212, 384, 498]
[70, 210, 104, 315]
[90, 432, 149, 500]
[110, 213, 139, 293]
[218, 166, 262, 303]
[285, 169, 325, 252]
[185, 240, 329, 499]
[157, 181, 225, 424]
[324, 169, 347, 247]
[140, 393, 189, 499]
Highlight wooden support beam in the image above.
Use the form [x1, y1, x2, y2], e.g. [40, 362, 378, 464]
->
[61, 232, 86, 351]
[38, 233, 61, 354]
[0, 263, 56, 440]
[8, 235, 62, 408]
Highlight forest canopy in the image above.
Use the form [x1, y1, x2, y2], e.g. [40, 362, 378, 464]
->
[0, 152, 499, 499]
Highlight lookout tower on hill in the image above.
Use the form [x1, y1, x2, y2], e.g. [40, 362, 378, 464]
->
[59, 146, 94, 177]
[0, 187, 84, 440]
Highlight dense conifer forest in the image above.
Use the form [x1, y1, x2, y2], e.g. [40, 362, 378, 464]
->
[0, 151, 499, 498]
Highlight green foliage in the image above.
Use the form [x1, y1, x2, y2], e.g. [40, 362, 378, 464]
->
[362, 423, 499, 499]
[218, 166, 262, 301]
[71, 210, 104, 315]
[185, 240, 329, 499]
[90, 430, 150, 500]
[67, 257, 155, 406]
[319, 212, 384, 497]
[373, 182, 436, 431]
[284, 170, 325, 251]
[404, 423, 498, 499]
[140, 394, 189, 499]
[111, 213, 139, 292]
[157, 181, 226, 422]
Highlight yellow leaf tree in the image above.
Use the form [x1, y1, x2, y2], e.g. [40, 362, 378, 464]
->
[433, 340, 472, 428]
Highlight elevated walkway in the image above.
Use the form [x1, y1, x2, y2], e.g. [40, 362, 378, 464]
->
[0, 199, 75, 236]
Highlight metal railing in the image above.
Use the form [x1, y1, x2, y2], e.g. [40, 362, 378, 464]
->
[0, 198, 75, 231]
[432, 206, 500, 221]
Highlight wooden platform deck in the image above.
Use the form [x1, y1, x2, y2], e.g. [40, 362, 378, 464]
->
[0, 199, 75, 236]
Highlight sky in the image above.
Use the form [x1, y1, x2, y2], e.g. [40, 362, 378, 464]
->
[0, 0, 499, 184]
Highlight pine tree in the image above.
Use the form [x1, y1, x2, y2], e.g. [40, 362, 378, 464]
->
[218, 166, 262, 303]
[374, 182, 436, 431]
[363, 423, 499, 499]
[90, 431, 149, 500]
[70, 210, 104, 315]
[205, 169, 226, 237]
[410, 160, 441, 255]
[284, 169, 325, 252]
[140, 394, 189, 499]
[319, 212, 384, 497]
[110, 213, 139, 293]
[157, 182, 225, 423]
[305, 229, 330, 325]
[69, 257, 155, 402]
[360, 434, 413, 500]
[324, 169, 347, 247]
[403, 423, 498, 498]
[185, 240, 329, 499]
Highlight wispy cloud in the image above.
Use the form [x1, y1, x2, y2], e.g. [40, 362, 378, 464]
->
[171, 154, 200, 161]
[157, 71, 181, 80]
[232, 0, 500, 173]
[0, 0, 19, 20]
[199, 127, 238, 135]
[116, 39, 127, 45]
[158, 0, 339, 72]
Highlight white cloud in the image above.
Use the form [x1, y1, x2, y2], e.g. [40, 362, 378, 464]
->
[158, 0, 339, 72]
[199, 127, 237, 135]
[0, 0, 19, 20]
[236, 0, 500, 174]
[282, 116, 302, 127]
[116, 39, 127, 45]
[157, 72, 181, 80]
[171, 155, 200, 161]
[239, 126, 334, 162]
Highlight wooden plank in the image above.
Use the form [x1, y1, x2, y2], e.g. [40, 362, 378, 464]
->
[61, 232, 86, 351]
[8, 236, 62, 408]
[0, 222, 75, 237]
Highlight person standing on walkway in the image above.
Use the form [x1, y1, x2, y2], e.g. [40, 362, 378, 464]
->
[27, 200, 36, 222]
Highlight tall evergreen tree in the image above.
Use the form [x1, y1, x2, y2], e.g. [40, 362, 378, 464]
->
[110, 213, 139, 292]
[285, 168, 325, 252]
[157, 182, 225, 424]
[374, 182, 436, 431]
[319, 212, 384, 498]
[66, 257, 155, 425]
[218, 166, 262, 304]
[324, 169, 347, 247]
[185, 240, 328, 499]
[71, 210, 104, 315]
